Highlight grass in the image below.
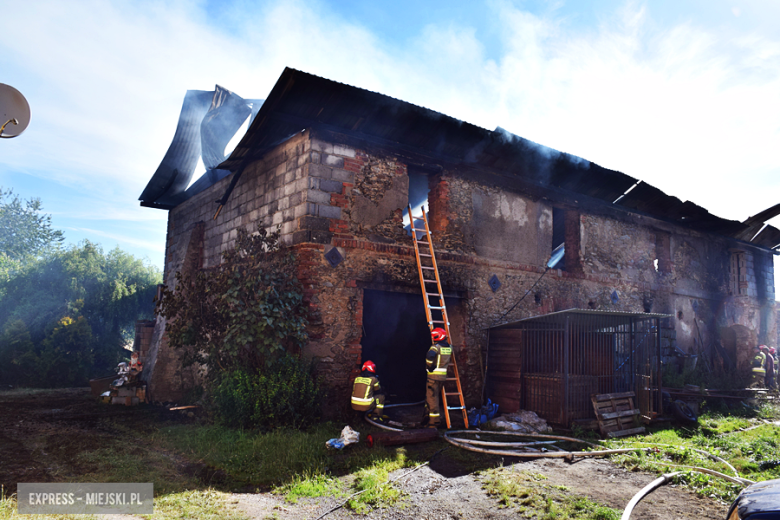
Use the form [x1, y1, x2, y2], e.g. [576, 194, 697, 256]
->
[153, 422, 454, 512]
[0, 489, 248, 520]
[479, 467, 620, 519]
[603, 402, 780, 502]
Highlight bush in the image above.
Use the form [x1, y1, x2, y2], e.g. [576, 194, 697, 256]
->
[212, 354, 322, 431]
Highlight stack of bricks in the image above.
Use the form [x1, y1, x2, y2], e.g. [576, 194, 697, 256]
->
[133, 320, 156, 363]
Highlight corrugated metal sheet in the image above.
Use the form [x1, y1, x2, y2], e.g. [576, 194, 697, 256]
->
[139, 87, 263, 208]
[491, 308, 672, 330]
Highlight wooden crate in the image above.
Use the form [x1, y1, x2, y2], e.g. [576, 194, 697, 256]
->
[591, 391, 645, 438]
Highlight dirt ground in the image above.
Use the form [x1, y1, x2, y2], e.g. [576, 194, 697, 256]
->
[0, 388, 729, 519]
[235, 456, 726, 519]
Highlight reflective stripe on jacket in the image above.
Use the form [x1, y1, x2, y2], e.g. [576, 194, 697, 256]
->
[752, 352, 766, 374]
[426, 341, 452, 381]
[351, 375, 381, 411]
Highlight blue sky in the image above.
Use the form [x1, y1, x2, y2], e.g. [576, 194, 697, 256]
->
[2, 0, 779, 280]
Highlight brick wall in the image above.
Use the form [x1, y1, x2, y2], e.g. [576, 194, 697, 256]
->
[146, 130, 776, 413]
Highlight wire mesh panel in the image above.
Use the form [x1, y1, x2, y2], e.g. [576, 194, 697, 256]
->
[487, 309, 666, 427]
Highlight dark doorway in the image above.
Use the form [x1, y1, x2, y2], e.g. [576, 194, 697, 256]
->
[361, 289, 430, 403]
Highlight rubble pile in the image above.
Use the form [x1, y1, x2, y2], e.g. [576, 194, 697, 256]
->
[487, 410, 552, 433]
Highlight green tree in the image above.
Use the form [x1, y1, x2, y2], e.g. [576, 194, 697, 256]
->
[38, 316, 94, 387]
[0, 188, 64, 279]
[0, 241, 162, 385]
[0, 319, 36, 386]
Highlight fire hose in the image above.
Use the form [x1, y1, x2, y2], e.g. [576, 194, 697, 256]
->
[441, 431, 753, 518]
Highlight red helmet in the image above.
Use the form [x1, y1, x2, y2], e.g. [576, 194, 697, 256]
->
[431, 328, 447, 342]
[362, 360, 376, 373]
[771, 348, 777, 355]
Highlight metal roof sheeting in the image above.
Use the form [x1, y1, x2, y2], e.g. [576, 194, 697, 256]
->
[491, 308, 673, 330]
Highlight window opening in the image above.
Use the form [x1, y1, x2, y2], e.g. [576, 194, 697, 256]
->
[549, 207, 566, 269]
[403, 171, 430, 237]
[654, 232, 671, 274]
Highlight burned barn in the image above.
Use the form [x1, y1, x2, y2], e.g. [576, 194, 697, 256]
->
[138, 68, 778, 421]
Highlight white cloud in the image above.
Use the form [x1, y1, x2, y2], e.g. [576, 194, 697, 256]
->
[1, 0, 779, 267]
[67, 227, 166, 254]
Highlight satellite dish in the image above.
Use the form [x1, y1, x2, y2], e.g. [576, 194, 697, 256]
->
[0, 84, 31, 138]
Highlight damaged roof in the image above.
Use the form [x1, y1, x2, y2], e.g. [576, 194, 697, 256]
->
[173, 68, 778, 250]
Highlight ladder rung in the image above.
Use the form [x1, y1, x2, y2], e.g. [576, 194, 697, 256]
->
[428, 306, 445, 310]
[447, 406, 465, 411]
[445, 392, 460, 396]
[412, 228, 427, 232]
[426, 292, 440, 297]
[446, 377, 458, 381]
[419, 253, 432, 257]
[424, 279, 438, 283]
[416, 240, 430, 244]
[421, 266, 435, 270]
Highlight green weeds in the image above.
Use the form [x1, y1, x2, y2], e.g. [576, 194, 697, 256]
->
[605, 406, 780, 502]
[479, 467, 620, 519]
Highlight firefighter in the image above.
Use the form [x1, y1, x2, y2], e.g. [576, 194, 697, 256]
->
[351, 360, 385, 420]
[764, 346, 776, 390]
[425, 327, 452, 428]
[772, 348, 779, 390]
[751, 345, 766, 388]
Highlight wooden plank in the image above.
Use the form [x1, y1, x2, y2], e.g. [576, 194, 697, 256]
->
[599, 408, 641, 420]
[592, 391, 637, 402]
[607, 427, 646, 438]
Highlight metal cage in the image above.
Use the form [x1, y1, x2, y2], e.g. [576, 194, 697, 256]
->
[486, 309, 669, 427]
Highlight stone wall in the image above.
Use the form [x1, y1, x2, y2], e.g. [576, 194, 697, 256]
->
[147, 129, 776, 414]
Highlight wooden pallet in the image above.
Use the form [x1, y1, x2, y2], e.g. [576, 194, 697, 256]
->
[591, 391, 645, 438]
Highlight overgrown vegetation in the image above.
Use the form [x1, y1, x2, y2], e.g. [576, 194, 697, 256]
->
[662, 359, 752, 390]
[479, 468, 620, 519]
[0, 188, 161, 387]
[212, 355, 321, 430]
[605, 402, 780, 502]
[157, 225, 320, 430]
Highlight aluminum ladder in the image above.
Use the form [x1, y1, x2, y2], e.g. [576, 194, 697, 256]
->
[407, 205, 469, 429]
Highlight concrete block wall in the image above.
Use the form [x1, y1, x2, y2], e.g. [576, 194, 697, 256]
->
[163, 131, 313, 283]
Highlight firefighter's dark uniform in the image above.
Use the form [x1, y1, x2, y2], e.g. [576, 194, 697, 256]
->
[751, 350, 766, 388]
[765, 350, 775, 389]
[351, 370, 385, 417]
[426, 340, 452, 426]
